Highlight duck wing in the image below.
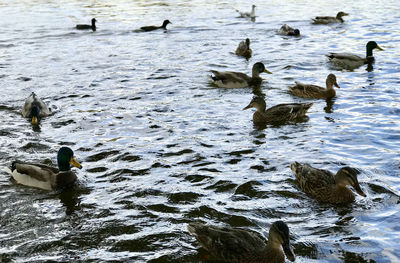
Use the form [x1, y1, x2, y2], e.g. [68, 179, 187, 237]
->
[289, 83, 326, 98]
[292, 163, 335, 193]
[264, 103, 313, 122]
[327, 52, 364, 62]
[188, 223, 266, 262]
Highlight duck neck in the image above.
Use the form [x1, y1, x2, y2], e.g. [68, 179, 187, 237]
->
[58, 162, 71, 172]
[251, 6, 255, 17]
[252, 69, 261, 79]
[332, 185, 355, 203]
[366, 46, 374, 57]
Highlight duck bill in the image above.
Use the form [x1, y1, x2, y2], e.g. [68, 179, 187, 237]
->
[264, 69, 272, 74]
[354, 184, 366, 197]
[242, 103, 253, 110]
[343, 12, 349, 16]
[70, 157, 83, 169]
[283, 243, 296, 262]
[376, 45, 384, 51]
[335, 82, 340, 88]
[31, 116, 38, 125]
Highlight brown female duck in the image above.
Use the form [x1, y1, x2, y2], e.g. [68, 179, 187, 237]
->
[243, 96, 312, 124]
[312, 12, 348, 24]
[235, 38, 252, 59]
[289, 74, 340, 99]
[188, 221, 295, 263]
[290, 162, 366, 204]
[210, 62, 271, 88]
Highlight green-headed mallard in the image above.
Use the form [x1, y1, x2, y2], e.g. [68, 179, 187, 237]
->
[4, 147, 82, 191]
[312, 12, 348, 24]
[210, 62, 272, 88]
[289, 74, 340, 99]
[235, 38, 252, 59]
[327, 41, 384, 70]
[243, 96, 312, 124]
[236, 5, 256, 18]
[278, 24, 300, 36]
[22, 92, 51, 125]
[140, 20, 171, 32]
[76, 18, 97, 31]
[290, 162, 366, 204]
[188, 221, 295, 263]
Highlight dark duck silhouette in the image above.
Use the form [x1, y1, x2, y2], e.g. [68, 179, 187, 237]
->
[140, 20, 171, 31]
[76, 18, 97, 31]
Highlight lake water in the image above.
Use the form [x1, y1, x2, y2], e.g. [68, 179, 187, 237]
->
[1, 0, 399, 262]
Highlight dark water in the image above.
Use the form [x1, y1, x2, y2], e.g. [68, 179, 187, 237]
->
[1, 0, 400, 262]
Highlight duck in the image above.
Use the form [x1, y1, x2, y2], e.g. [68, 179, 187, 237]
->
[4, 147, 82, 191]
[187, 221, 295, 263]
[278, 24, 300, 36]
[76, 18, 97, 31]
[210, 62, 271, 88]
[312, 12, 348, 24]
[290, 162, 366, 204]
[326, 41, 384, 70]
[235, 38, 252, 58]
[236, 5, 256, 18]
[140, 20, 171, 32]
[22, 92, 51, 125]
[289, 74, 340, 99]
[243, 96, 313, 124]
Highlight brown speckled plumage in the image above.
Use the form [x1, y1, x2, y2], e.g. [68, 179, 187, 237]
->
[290, 162, 366, 204]
[243, 96, 312, 124]
[289, 74, 340, 99]
[188, 221, 295, 263]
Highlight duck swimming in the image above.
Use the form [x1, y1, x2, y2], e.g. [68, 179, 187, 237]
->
[4, 147, 82, 191]
[22, 92, 51, 125]
[312, 12, 348, 24]
[243, 96, 312, 125]
[76, 18, 96, 31]
[289, 74, 340, 99]
[140, 20, 171, 31]
[327, 41, 384, 70]
[235, 38, 252, 59]
[188, 221, 295, 263]
[278, 24, 300, 36]
[210, 62, 271, 88]
[290, 162, 366, 204]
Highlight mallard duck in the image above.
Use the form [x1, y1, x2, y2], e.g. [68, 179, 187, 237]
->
[327, 41, 384, 70]
[76, 18, 96, 31]
[236, 5, 256, 18]
[289, 74, 340, 99]
[22, 92, 51, 125]
[312, 12, 348, 24]
[243, 96, 313, 124]
[210, 62, 272, 88]
[278, 24, 300, 36]
[290, 162, 366, 204]
[140, 20, 171, 32]
[235, 38, 252, 58]
[4, 147, 82, 191]
[188, 221, 295, 263]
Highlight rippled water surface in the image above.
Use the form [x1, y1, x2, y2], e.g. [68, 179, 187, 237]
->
[1, 0, 400, 262]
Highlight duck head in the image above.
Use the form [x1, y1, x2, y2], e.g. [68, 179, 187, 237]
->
[29, 105, 41, 125]
[243, 96, 266, 112]
[269, 221, 295, 262]
[57, 147, 82, 171]
[336, 167, 366, 197]
[326, 73, 340, 89]
[366, 41, 384, 57]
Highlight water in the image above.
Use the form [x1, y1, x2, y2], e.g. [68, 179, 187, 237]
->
[1, 0, 399, 262]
